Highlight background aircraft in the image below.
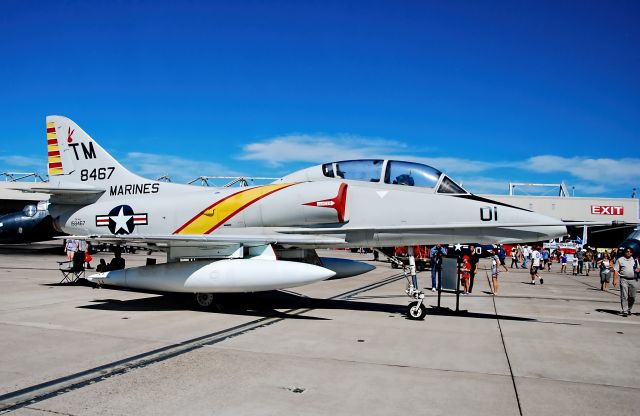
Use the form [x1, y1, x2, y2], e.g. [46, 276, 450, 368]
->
[16, 116, 569, 312]
[0, 203, 61, 244]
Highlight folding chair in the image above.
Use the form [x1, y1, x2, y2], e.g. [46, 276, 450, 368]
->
[58, 251, 86, 283]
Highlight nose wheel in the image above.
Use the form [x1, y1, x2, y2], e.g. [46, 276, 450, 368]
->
[407, 295, 427, 320]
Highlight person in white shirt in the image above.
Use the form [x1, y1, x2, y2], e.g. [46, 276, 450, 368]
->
[522, 246, 531, 269]
[530, 246, 543, 285]
[613, 248, 640, 316]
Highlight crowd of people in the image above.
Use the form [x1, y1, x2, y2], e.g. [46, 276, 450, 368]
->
[64, 238, 639, 317]
[502, 244, 639, 316]
[430, 242, 640, 316]
[64, 238, 93, 269]
[63, 239, 125, 273]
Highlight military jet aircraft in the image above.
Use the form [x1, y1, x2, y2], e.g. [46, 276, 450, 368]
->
[18, 116, 572, 315]
[0, 203, 61, 244]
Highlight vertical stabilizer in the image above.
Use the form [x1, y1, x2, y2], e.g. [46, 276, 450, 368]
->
[46, 116, 144, 188]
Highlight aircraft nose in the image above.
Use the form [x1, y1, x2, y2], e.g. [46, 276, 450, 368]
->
[525, 210, 567, 241]
[535, 224, 568, 241]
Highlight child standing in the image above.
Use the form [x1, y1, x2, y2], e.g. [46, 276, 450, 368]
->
[560, 252, 567, 274]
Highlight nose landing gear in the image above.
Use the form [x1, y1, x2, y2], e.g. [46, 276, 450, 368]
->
[402, 247, 428, 320]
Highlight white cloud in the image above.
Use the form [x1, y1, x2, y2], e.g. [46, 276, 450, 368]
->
[455, 177, 511, 194]
[568, 183, 610, 196]
[0, 155, 43, 170]
[239, 134, 411, 167]
[519, 156, 640, 185]
[124, 152, 240, 183]
[239, 134, 493, 175]
[2, 135, 635, 198]
[238, 134, 638, 196]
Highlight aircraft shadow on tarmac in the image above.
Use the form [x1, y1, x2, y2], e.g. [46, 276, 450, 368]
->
[75, 289, 537, 323]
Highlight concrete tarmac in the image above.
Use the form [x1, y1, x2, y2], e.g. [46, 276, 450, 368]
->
[0, 245, 638, 415]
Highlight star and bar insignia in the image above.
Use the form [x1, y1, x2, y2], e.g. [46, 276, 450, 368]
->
[96, 205, 148, 235]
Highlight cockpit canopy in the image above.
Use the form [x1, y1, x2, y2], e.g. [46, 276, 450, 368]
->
[22, 204, 37, 217]
[318, 159, 467, 194]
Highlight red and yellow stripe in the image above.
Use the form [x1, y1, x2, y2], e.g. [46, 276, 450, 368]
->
[174, 183, 296, 235]
[46, 121, 63, 175]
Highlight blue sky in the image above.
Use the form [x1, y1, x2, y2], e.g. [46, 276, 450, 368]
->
[1, 0, 638, 196]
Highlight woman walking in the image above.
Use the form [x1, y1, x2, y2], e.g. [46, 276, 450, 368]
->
[599, 253, 613, 291]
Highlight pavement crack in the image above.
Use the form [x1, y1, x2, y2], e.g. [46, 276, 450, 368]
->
[487, 271, 523, 416]
[0, 273, 405, 413]
[512, 374, 640, 391]
[22, 407, 79, 416]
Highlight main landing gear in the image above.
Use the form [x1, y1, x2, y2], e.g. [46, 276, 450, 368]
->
[195, 293, 215, 308]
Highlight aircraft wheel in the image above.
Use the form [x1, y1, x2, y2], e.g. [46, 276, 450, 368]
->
[195, 293, 215, 309]
[391, 262, 398, 269]
[407, 301, 427, 320]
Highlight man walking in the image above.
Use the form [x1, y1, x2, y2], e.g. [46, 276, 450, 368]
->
[510, 246, 520, 268]
[522, 245, 530, 269]
[576, 249, 585, 275]
[530, 246, 543, 284]
[430, 244, 446, 291]
[541, 248, 550, 271]
[498, 245, 509, 272]
[613, 248, 640, 317]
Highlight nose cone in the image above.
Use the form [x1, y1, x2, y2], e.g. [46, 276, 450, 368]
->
[518, 210, 567, 242]
[533, 223, 567, 241]
[618, 227, 640, 256]
[87, 270, 126, 286]
[492, 204, 567, 244]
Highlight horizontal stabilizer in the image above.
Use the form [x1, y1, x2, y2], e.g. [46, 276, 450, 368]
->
[11, 186, 105, 195]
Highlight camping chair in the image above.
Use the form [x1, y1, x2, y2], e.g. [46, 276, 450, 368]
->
[58, 251, 86, 283]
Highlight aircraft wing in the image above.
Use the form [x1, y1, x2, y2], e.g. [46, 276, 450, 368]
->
[279, 221, 574, 234]
[279, 220, 638, 235]
[60, 232, 346, 247]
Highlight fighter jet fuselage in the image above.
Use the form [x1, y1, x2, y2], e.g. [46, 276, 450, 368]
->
[24, 116, 567, 301]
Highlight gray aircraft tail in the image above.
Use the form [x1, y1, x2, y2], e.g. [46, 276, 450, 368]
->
[46, 115, 147, 190]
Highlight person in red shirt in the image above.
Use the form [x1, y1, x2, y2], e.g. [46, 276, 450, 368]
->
[461, 255, 471, 295]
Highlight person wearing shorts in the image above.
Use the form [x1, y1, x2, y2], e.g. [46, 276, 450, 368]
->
[530, 246, 542, 284]
[491, 252, 500, 295]
[542, 248, 550, 271]
[560, 252, 567, 273]
[599, 253, 612, 291]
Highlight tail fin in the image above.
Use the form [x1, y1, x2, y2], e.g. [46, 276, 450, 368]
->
[46, 115, 144, 187]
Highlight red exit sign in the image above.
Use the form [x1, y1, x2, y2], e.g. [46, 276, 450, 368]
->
[591, 205, 624, 215]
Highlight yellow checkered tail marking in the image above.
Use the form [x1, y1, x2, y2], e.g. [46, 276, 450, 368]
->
[46, 121, 63, 175]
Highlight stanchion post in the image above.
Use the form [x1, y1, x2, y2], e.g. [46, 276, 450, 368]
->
[455, 256, 461, 312]
[437, 265, 442, 309]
